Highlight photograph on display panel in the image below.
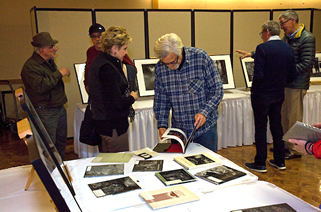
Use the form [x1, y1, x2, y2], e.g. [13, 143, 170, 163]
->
[74, 63, 88, 104]
[134, 59, 158, 97]
[311, 53, 321, 82]
[240, 57, 254, 88]
[210, 55, 235, 89]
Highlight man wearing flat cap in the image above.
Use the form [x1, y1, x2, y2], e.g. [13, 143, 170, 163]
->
[21, 32, 70, 160]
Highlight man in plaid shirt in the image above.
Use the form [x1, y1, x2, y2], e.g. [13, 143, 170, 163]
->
[153, 33, 223, 152]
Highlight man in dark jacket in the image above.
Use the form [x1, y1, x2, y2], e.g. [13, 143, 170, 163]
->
[236, 10, 315, 160]
[245, 21, 296, 173]
[21, 32, 70, 160]
[278, 10, 315, 159]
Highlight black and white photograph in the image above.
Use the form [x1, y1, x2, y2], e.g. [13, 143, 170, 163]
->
[74, 63, 88, 104]
[84, 164, 124, 178]
[195, 165, 246, 185]
[155, 168, 197, 186]
[132, 160, 164, 172]
[88, 176, 142, 198]
[184, 153, 215, 165]
[311, 53, 321, 82]
[240, 57, 255, 87]
[210, 55, 235, 89]
[134, 59, 159, 96]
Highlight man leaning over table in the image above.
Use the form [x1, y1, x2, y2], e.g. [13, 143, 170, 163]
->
[153, 33, 223, 153]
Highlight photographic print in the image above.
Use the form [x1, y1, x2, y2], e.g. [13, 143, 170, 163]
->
[174, 153, 222, 170]
[210, 55, 235, 89]
[155, 168, 197, 186]
[74, 63, 88, 104]
[311, 53, 321, 82]
[134, 59, 159, 96]
[195, 165, 246, 185]
[240, 57, 254, 88]
[84, 164, 124, 178]
[132, 160, 164, 172]
[88, 176, 142, 198]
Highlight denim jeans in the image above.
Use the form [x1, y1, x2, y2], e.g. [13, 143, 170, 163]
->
[193, 123, 218, 152]
[35, 106, 67, 160]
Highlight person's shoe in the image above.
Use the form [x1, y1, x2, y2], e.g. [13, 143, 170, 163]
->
[284, 151, 301, 160]
[269, 159, 286, 170]
[245, 163, 267, 173]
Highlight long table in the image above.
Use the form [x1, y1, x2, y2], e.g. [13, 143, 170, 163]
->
[74, 86, 321, 158]
[1, 143, 319, 211]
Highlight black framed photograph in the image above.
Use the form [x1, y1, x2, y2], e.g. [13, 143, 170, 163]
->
[311, 53, 321, 82]
[74, 63, 88, 104]
[134, 59, 158, 97]
[210, 55, 235, 89]
[240, 57, 254, 88]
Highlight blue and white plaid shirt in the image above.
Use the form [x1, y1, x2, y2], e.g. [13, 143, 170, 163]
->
[153, 47, 223, 138]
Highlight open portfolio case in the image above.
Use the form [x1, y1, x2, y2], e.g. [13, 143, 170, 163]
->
[15, 88, 82, 212]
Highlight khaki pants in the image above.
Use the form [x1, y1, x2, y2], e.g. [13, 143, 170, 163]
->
[281, 87, 307, 150]
[100, 129, 129, 153]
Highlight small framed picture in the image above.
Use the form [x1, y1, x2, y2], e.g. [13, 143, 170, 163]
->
[311, 53, 321, 82]
[240, 57, 254, 88]
[134, 59, 158, 97]
[210, 55, 235, 89]
[74, 63, 88, 104]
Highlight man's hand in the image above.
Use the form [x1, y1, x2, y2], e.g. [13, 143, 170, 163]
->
[59, 68, 71, 77]
[288, 139, 308, 155]
[236, 50, 252, 59]
[158, 127, 167, 139]
[312, 122, 321, 128]
[194, 113, 206, 129]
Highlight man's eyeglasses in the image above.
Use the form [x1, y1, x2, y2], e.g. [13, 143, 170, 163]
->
[160, 55, 179, 67]
[90, 34, 101, 39]
[280, 19, 291, 26]
[44, 45, 56, 50]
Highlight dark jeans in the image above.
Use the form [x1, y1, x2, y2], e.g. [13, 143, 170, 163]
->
[35, 106, 67, 160]
[251, 93, 285, 166]
[193, 123, 218, 152]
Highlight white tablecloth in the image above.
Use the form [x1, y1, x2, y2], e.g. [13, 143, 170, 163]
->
[2, 144, 318, 212]
[74, 86, 321, 158]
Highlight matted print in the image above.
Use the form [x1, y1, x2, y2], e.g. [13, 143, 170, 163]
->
[240, 57, 254, 88]
[134, 59, 158, 96]
[210, 55, 235, 89]
[311, 53, 321, 82]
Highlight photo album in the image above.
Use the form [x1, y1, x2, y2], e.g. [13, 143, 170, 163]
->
[283, 121, 321, 143]
[153, 125, 197, 153]
[174, 152, 222, 170]
[195, 165, 246, 185]
[155, 168, 197, 186]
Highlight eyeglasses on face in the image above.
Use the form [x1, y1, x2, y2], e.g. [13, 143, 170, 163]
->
[90, 34, 101, 39]
[160, 55, 179, 67]
[280, 19, 291, 26]
[43, 45, 56, 50]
